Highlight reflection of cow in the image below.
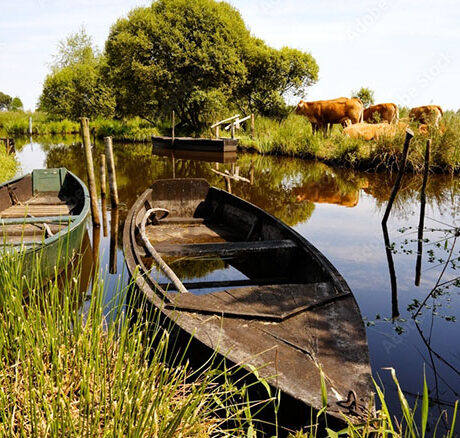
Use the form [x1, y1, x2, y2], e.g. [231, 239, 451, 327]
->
[293, 185, 359, 208]
[295, 97, 363, 134]
[343, 122, 406, 141]
[363, 103, 399, 124]
[409, 105, 443, 126]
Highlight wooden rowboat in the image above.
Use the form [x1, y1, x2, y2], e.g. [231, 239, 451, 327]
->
[0, 168, 90, 279]
[152, 135, 238, 152]
[123, 178, 373, 425]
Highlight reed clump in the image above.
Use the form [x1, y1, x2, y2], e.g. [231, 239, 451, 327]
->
[0, 246, 259, 437]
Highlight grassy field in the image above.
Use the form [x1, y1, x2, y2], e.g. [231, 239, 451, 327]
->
[237, 112, 460, 174]
[1, 110, 459, 173]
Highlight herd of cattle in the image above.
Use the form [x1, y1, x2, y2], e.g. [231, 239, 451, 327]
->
[295, 97, 444, 140]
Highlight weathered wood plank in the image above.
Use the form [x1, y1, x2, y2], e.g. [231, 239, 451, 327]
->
[165, 281, 347, 320]
[0, 204, 71, 218]
[159, 276, 293, 291]
[0, 223, 65, 236]
[156, 239, 297, 257]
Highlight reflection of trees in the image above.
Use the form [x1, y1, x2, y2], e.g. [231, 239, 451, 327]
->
[364, 173, 460, 220]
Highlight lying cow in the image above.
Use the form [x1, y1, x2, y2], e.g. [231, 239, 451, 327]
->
[409, 105, 443, 126]
[343, 122, 404, 141]
[363, 103, 399, 124]
[296, 97, 363, 134]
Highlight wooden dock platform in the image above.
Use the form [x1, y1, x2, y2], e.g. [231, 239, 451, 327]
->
[152, 136, 238, 152]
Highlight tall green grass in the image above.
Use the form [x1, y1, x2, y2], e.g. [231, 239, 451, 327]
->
[0, 242, 261, 436]
[0, 149, 18, 183]
[237, 113, 460, 173]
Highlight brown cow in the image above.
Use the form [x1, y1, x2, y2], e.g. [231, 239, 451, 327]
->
[363, 103, 399, 124]
[409, 105, 443, 126]
[296, 97, 363, 134]
[343, 122, 405, 141]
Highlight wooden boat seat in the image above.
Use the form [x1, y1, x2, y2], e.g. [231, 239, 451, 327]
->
[0, 216, 75, 225]
[165, 281, 350, 321]
[155, 239, 297, 257]
[0, 204, 73, 218]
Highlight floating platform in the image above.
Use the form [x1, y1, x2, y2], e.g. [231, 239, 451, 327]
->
[152, 146, 237, 163]
[152, 136, 238, 152]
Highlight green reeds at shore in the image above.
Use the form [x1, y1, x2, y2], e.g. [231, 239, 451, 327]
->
[0, 240, 458, 436]
[0, 245, 262, 437]
[0, 149, 18, 183]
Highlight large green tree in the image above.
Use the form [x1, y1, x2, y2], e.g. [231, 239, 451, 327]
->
[39, 28, 115, 120]
[352, 87, 375, 108]
[105, 0, 318, 130]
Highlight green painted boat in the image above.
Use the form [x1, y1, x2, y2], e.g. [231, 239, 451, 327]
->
[0, 168, 90, 280]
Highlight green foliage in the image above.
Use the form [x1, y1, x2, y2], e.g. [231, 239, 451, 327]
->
[39, 29, 115, 121]
[352, 87, 375, 108]
[0, 150, 18, 182]
[0, 92, 23, 111]
[105, 0, 318, 130]
[0, 91, 13, 111]
[10, 97, 23, 111]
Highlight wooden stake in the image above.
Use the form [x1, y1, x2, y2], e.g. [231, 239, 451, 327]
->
[104, 137, 119, 208]
[382, 129, 414, 225]
[109, 207, 119, 274]
[81, 117, 101, 228]
[172, 110, 175, 143]
[251, 113, 255, 138]
[100, 154, 108, 237]
[415, 139, 431, 286]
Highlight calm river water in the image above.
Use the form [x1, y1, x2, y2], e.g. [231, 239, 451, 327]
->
[12, 135, 460, 431]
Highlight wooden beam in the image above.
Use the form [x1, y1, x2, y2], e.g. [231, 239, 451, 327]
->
[155, 239, 297, 257]
[0, 216, 75, 225]
[81, 117, 101, 228]
[211, 114, 240, 129]
[159, 276, 294, 291]
[224, 114, 251, 131]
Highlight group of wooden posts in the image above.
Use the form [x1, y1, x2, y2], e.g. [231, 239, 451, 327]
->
[80, 117, 119, 273]
[382, 129, 432, 319]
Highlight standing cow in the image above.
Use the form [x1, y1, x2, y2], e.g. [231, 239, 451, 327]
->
[409, 105, 443, 126]
[295, 97, 364, 134]
[363, 103, 399, 124]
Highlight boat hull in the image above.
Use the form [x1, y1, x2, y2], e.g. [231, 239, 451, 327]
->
[123, 178, 373, 426]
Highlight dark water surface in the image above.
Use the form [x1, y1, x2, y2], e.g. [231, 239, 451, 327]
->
[13, 136, 460, 430]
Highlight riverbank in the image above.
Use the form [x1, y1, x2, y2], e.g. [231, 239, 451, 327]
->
[2, 111, 459, 173]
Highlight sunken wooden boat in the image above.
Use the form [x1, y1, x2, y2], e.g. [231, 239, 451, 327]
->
[152, 135, 238, 152]
[0, 168, 90, 279]
[123, 178, 373, 424]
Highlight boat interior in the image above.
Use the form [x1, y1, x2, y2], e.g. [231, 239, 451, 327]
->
[133, 180, 346, 319]
[0, 169, 85, 245]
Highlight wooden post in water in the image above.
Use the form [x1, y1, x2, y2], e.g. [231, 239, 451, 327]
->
[104, 137, 119, 208]
[250, 113, 255, 139]
[231, 123, 235, 139]
[382, 129, 414, 225]
[415, 139, 431, 286]
[109, 207, 119, 274]
[29, 116, 33, 136]
[81, 117, 101, 228]
[172, 110, 175, 143]
[100, 154, 108, 237]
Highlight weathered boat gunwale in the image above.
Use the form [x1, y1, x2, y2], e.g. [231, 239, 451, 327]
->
[123, 178, 373, 426]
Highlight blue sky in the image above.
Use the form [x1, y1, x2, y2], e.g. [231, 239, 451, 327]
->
[1, 0, 459, 111]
